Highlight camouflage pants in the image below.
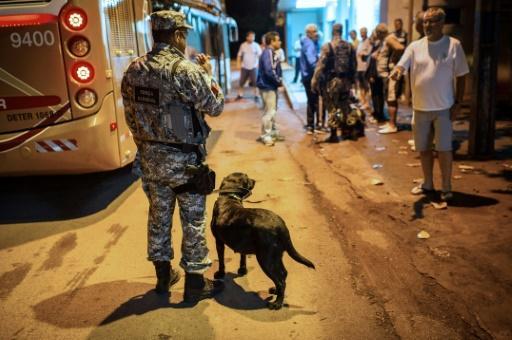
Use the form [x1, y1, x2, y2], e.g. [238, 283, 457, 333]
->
[139, 143, 212, 274]
[325, 77, 351, 129]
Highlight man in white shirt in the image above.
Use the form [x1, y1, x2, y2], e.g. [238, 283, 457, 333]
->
[236, 31, 262, 100]
[391, 7, 469, 201]
[356, 27, 371, 109]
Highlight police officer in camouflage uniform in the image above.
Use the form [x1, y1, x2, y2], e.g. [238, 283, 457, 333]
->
[312, 23, 356, 143]
[121, 10, 224, 302]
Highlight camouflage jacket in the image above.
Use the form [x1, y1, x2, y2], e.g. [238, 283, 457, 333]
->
[121, 43, 224, 146]
[312, 37, 356, 93]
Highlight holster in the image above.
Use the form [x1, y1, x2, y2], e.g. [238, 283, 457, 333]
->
[173, 164, 216, 195]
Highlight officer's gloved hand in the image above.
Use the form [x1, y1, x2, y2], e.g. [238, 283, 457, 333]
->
[196, 54, 212, 76]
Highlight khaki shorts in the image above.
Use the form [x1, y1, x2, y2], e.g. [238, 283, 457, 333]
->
[385, 77, 403, 105]
[240, 68, 257, 87]
[412, 109, 452, 152]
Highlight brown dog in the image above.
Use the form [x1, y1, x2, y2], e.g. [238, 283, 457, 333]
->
[210, 172, 315, 309]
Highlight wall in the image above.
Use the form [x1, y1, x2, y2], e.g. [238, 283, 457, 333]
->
[384, 0, 423, 38]
[285, 9, 322, 63]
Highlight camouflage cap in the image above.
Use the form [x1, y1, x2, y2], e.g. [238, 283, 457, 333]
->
[150, 10, 193, 31]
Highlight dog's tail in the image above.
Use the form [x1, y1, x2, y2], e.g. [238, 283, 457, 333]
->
[283, 229, 315, 269]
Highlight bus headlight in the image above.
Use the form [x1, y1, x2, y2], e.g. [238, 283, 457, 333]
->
[76, 88, 97, 108]
[68, 36, 90, 57]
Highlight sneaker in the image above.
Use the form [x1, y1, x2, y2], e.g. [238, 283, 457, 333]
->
[378, 125, 398, 134]
[368, 116, 378, 124]
[305, 126, 314, 135]
[411, 185, 435, 195]
[314, 126, 326, 134]
[272, 134, 285, 142]
[408, 139, 416, 151]
[440, 191, 454, 202]
[262, 137, 275, 146]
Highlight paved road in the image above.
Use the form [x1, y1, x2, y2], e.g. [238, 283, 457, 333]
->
[0, 89, 510, 339]
[0, 96, 394, 340]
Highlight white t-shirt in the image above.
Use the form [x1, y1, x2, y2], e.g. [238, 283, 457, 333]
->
[237, 41, 262, 70]
[356, 37, 372, 72]
[294, 39, 301, 58]
[275, 48, 285, 63]
[397, 35, 469, 111]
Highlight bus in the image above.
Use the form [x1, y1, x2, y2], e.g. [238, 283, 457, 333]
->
[0, 0, 237, 175]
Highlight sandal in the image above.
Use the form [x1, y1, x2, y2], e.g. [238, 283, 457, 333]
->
[411, 185, 435, 195]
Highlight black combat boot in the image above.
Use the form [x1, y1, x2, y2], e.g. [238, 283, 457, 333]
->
[153, 261, 180, 294]
[183, 273, 224, 303]
[325, 128, 339, 143]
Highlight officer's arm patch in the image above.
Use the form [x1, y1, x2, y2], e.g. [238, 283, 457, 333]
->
[135, 87, 159, 105]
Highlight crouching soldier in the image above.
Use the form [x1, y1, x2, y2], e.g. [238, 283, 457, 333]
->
[121, 10, 224, 302]
[312, 23, 356, 142]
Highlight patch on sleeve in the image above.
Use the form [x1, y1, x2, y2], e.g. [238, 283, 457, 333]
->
[134, 87, 159, 105]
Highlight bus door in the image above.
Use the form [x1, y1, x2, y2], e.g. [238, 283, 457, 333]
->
[103, 0, 139, 165]
[0, 1, 72, 149]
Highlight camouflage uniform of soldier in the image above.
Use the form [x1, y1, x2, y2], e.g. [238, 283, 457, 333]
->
[121, 10, 224, 301]
[312, 23, 356, 143]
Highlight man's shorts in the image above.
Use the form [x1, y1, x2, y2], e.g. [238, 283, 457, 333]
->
[240, 68, 257, 87]
[412, 109, 453, 152]
[356, 71, 369, 91]
[385, 76, 403, 106]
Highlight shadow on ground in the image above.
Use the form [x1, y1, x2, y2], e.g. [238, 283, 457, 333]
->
[412, 191, 499, 219]
[33, 278, 316, 338]
[0, 165, 138, 224]
[33, 280, 217, 340]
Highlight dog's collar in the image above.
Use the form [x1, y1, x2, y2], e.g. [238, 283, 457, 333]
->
[219, 187, 252, 201]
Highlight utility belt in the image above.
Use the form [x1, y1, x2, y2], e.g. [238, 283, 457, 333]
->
[146, 140, 206, 161]
[143, 140, 214, 195]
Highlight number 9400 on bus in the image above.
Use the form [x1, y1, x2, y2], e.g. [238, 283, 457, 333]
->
[0, 0, 237, 175]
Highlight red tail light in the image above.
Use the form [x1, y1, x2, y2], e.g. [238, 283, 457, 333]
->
[63, 7, 87, 31]
[71, 61, 94, 83]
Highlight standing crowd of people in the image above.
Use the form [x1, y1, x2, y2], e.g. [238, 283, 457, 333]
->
[242, 7, 468, 201]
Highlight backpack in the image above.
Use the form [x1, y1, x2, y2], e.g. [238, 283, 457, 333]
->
[326, 40, 354, 79]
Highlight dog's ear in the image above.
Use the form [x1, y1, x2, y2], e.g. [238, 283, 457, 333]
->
[220, 173, 243, 190]
[219, 178, 234, 190]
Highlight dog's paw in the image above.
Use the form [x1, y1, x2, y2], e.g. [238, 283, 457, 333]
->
[268, 287, 276, 294]
[214, 271, 225, 279]
[267, 300, 283, 310]
[237, 267, 248, 276]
